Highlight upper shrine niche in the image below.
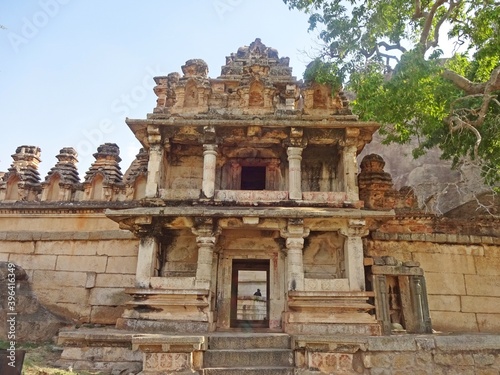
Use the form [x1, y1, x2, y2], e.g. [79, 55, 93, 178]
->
[151, 38, 352, 117]
[219, 38, 291, 79]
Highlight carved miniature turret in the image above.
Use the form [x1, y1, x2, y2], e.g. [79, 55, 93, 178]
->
[359, 154, 420, 211]
[41, 147, 80, 201]
[83, 143, 124, 201]
[358, 154, 395, 210]
[0, 145, 42, 201]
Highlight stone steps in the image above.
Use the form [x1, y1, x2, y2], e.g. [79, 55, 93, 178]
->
[203, 333, 294, 374]
[208, 333, 291, 350]
[204, 366, 294, 375]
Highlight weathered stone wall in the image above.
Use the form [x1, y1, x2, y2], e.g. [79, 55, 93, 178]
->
[0, 209, 138, 333]
[367, 216, 500, 333]
[295, 334, 500, 375]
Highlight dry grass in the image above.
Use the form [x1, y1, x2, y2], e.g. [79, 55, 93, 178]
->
[1, 342, 106, 375]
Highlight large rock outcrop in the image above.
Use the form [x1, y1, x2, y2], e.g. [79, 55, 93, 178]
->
[0, 262, 71, 342]
[359, 132, 490, 214]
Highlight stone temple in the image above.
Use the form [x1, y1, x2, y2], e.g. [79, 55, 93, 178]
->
[1, 39, 499, 374]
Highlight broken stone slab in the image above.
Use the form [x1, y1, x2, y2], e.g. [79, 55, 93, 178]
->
[132, 334, 207, 352]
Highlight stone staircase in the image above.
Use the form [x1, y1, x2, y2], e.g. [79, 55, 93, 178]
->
[203, 333, 294, 374]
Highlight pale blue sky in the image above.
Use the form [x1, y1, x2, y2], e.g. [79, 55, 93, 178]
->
[0, 1, 316, 177]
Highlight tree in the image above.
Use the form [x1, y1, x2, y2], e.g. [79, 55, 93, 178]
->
[284, 0, 500, 186]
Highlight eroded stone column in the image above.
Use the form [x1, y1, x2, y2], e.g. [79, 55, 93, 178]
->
[192, 220, 218, 289]
[340, 219, 369, 291]
[136, 235, 158, 288]
[202, 144, 218, 198]
[342, 128, 360, 202]
[343, 144, 359, 201]
[281, 219, 310, 291]
[146, 143, 165, 198]
[287, 146, 303, 200]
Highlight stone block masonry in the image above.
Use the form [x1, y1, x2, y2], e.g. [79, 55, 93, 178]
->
[368, 215, 500, 334]
[0, 209, 139, 337]
[295, 334, 500, 374]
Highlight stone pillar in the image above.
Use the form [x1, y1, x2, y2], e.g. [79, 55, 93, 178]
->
[145, 144, 165, 198]
[145, 125, 167, 198]
[287, 146, 303, 200]
[343, 128, 360, 202]
[340, 219, 369, 292]
[136, 235, 159, 288]
[192, 220, 218, 289]
[373, 275, 392, 335]
[343, 144, 359, 201]
[229, 161, 241, 190]
[410, 275, 432, 333]
[202, 144, 218, 198]
[281, 219, 310, 291]
[266, 159, 280, 190]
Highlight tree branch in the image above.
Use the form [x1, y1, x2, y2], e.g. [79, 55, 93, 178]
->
[442, 67, 500, 95]
[445, 114, 482, 157]
[419, 0, 448, 52]
[377, 41, 407, 53]
[413, 0, 429, 19]
[429, 0, 461, 49]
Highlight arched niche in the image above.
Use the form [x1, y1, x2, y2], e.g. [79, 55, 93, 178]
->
[183, 79, 199, 108]
[5, 175, 20, 200]
[133, 175, 147, 200]
[303, 231, 345, 279]
[312, 83, 329, 109]
[248, 80, 264, 107]
[45, 174, 61, 201]
[90, 174, 104, 200]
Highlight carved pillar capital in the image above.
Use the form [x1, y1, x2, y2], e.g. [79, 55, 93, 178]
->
[340, 219, 369, 238]
[203, 143, 218, 155]
[280, 219, 310, 240]
[191, 218, 220, 243]
[202, 125, 216, 143]
[147, 124, 163, 145]
[286, 146, 303, 160]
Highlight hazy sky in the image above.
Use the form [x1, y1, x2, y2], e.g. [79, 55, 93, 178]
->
[0, 1, 317, 177]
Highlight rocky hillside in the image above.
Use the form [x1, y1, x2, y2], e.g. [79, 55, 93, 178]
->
[358, 131, 491, 215]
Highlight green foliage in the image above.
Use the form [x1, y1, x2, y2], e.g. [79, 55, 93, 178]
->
[303, 58, 344, 92]
[284, 0, 500, 186]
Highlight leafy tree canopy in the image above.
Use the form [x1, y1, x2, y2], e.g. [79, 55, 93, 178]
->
[285, 0, 500, 186]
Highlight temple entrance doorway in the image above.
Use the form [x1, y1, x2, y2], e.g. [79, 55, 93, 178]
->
[230, 259, 270, 328]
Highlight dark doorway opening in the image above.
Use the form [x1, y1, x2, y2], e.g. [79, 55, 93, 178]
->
[230, 259, 270, 328]
[241, 166, 266, 190]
